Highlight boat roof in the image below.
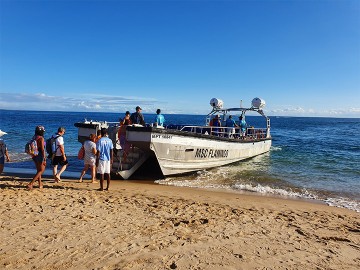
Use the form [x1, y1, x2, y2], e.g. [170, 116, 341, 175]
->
[208, 107, 267, 118]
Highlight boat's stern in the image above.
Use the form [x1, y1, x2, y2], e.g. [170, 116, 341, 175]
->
[74, 121, 109, 144]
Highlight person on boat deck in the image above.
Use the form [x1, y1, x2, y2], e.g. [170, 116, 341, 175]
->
[130, 106, 145, 126]
[210, 115, 221, 136]
[239, 115, 247, 139]
[120, 111, 132, 126]
[0, 138, 10, 174]
[118, 111, 132, 161]
[225, 115, 239, 138]
[154, 109, 165, 127]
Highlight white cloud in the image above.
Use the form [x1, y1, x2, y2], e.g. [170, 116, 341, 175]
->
[1, 92, 359, 117]
[0, 92, 167, 113]
[268, 105, 360, 117]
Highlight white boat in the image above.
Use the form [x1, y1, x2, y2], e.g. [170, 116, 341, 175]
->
[74, 97, 271, 179]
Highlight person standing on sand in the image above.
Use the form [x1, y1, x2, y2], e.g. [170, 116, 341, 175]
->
[0, 138, 10, 174]
[96, 128, 113, 191]
[52, 127, 68, 182]
[27, 126, 46, 190]
[79, 134, 98, 183]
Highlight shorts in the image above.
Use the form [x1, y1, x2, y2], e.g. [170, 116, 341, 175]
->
[0, 156, 4, 165]
[97, 160, 111, 174]
[227, 128, 235, 136]
[84, 157, 96, 167]
[32, 153, 45, 164]
[52, 156, 69, 166]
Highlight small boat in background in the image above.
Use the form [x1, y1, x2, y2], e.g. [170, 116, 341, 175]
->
[74, 97, 272, 179]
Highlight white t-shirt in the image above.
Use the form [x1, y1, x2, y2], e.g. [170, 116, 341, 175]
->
[54, 134, 64, 156]
[84, 140, 96, 165]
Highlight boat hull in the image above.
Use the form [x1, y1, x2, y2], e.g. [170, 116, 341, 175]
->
[126, 126, 271, 176]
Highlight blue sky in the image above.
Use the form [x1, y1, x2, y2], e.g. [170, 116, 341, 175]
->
[0, 0, 359, 117]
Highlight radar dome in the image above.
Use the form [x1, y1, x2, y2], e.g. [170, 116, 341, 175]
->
[251, 98, 266, 109]
[210, 98, 224, 109]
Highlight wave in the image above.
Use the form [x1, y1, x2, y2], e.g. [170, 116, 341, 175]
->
[270, 146, 282, 151]
[325, 197, 360, 213]
[155, 178, 360, 213]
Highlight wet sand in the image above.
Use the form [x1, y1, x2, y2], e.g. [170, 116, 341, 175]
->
[0, 174, 359, 269]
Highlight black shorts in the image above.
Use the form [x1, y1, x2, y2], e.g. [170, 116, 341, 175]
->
[52, 156, 69, 166]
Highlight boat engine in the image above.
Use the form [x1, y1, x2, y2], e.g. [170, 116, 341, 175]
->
[252, 98, 266, 109]
[210, 98, 224, 109]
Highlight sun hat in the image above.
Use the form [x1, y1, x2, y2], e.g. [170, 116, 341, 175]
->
[35, 125, 45, 132]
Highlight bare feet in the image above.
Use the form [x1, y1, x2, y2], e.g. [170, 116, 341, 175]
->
[104, 188, 109, 191]
[78, 179, 83, 183]
[55, 175, 61, 183]
[26, 184, 33, 190]
[91, 180, 98, 184]
[97, 188, 103, 191]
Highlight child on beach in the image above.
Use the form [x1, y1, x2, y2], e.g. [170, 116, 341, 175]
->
[27, 126, 46, 190]
[79, 134, 98, 183]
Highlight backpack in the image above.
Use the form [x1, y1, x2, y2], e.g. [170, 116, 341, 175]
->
[46, 135, 60, 159]
[25, 136, 39, 156]
[77, 145, 85, 160]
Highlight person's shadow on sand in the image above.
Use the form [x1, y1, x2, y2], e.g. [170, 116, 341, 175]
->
[0, 179, 84, 191]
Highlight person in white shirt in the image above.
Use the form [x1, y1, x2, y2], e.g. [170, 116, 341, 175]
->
[52, 127, 68, 182]
[79, 134, 98, 183]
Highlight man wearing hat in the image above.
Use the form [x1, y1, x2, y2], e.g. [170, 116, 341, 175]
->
[130, 106, 145, 126]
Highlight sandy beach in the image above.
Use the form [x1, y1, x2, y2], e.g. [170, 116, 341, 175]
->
[0, 174, 359, 270]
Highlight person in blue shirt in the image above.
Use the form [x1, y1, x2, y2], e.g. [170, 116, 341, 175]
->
[225, 115, 238, 138]
[96, 128, 114, 191]
[154, 109, 165, 127]
[239, 115, 247, 139]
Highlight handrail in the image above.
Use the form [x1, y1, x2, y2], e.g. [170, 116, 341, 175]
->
[175, 125, 269, 140]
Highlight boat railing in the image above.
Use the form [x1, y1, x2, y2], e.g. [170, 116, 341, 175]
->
[166, 125, 268, 140]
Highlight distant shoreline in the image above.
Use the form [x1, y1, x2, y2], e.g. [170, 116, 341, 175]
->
[1, 108, 360, 118]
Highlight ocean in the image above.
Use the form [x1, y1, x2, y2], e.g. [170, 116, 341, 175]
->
[1, 109, 359, 212]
